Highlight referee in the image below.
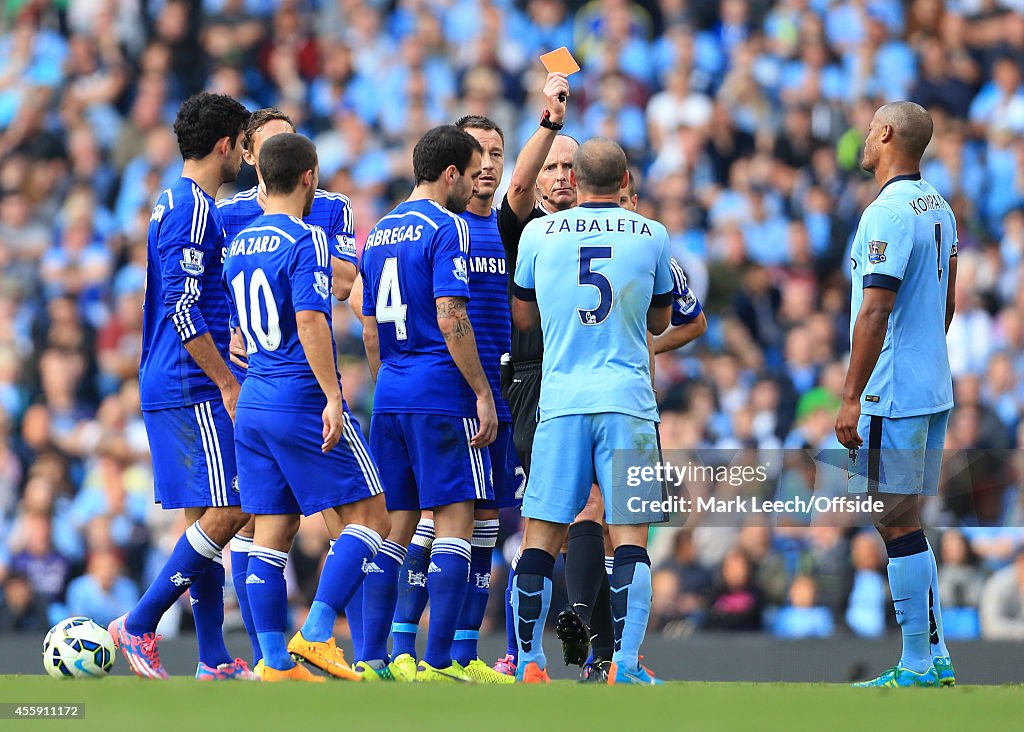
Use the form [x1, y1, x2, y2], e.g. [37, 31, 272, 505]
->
[498, 71, 578, 476]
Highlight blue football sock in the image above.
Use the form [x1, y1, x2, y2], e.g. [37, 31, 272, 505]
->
[453, 519, 498, 665]
[345, 577, 365, 660]
[230, 534, 261, 664]
[925, 538, 950, 658]
[504, 546, 521, 660]
[127, 522, 220, 635]
[248, 545, 293, 671]
[610, 545, 652, 672]
[885, 530, 932, 674]
[361, 540, 405, 664]
[512, 548, 554, 672]
[391, 519, 434, 659]
[422, 537, 471, 669]
[302, 525, 383, 643]
[189, 555, 232, 668]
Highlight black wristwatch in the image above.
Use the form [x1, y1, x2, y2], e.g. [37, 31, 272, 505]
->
[539, 109, 564, 130]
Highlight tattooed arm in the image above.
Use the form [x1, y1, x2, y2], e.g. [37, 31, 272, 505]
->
[436, 296, 497, 447]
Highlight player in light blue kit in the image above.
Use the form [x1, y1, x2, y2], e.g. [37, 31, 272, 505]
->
[217, 108, 361, 671]
[359, 125, 496, 683]
[109, 93, 253, 682]
[223, 133, 390, 682]
[836, 102, 957, 689]
[511, 138, 673, 685]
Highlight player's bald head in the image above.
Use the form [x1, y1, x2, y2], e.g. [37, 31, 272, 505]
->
[572, 137, 628, 195]
[875, 102, 933, 161]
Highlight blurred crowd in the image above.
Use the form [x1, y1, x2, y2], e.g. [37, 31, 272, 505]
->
[2, 0, 1024, 644]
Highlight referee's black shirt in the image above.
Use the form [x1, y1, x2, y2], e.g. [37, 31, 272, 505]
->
[497, 192, 547, 364]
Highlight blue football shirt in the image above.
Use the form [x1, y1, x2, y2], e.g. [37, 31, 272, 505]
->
[461, 208, 512, 423]
[222, 213, 337, 411]
[218, 187, 357, 265]
[669, 257, 702, 326]
[850, 173, 956, 417]
[140, 177, 231, 411]
[513, 202, 673, 422]
[360, 199, 475, 417]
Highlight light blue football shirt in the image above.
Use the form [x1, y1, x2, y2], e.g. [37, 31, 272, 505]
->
[850, 173, 956, 418]
[513, 202, 673, 422]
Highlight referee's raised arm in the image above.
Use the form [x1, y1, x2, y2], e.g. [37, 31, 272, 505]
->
[505, 72, 570, 223]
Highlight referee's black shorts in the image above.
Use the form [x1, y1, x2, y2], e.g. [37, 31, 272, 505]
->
[503, 360, 541, 479]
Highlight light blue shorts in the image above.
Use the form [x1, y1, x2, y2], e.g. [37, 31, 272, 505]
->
[848, 409, 950, 495]
[522, 412, 664, 525]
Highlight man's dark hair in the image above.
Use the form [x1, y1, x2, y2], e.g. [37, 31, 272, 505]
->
[172, 92, 250, 160]
[412, 125, 482, 184]
[259, 133, 317, 195]
[454, 115, 504, 144]
[877, 101, 933, 162]
[243, 108, 294, 153]
[573, 137, 628, 195]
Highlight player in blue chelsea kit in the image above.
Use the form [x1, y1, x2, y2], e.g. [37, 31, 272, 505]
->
[223, 133, 390, 682]
[383, 116, 519, 684]
[216, 108, 360, 670]
[359, 125, 496, 683]
[511, 139, 673, 685]
[109, 93, 254, 681]
[837, 102, 957, 689]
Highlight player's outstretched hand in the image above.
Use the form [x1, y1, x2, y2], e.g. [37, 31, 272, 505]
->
[543, 72, 569, 121]
[472, 394, 498, 448]
[835, 399, 862, 449]
[321, 397, 344, 453]
[229, 329, 249, 369]
[221, 379, 240, 422]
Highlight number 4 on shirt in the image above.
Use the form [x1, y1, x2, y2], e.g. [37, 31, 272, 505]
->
[376, 256, 408, 339]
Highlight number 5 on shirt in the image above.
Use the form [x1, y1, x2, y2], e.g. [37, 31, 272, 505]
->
[577, 245, 613, 325]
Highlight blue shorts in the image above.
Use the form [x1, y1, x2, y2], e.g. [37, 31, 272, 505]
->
[523, 412, 663, 525]
[143, 400, 240, 510]
[371, 412, 493, 511]
[849, 410, 950, 495]
[235, 406, 383, 516]
[476, 423, 524, 510]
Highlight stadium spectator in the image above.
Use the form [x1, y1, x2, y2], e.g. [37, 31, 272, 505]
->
[845, 531, 889, 638]
[705, 549, 763, 632]
[0, 570, 49, 633]
[770, 575, 834, 639]
[62, 547, 139, 627]
[979, 549, 1024, 639]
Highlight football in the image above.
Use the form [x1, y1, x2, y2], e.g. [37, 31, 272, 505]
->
[42, 617, 116, 679]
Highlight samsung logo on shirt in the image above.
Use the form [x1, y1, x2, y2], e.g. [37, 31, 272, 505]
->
[470, 256, 506, 274]
[545, 217, 653, 236]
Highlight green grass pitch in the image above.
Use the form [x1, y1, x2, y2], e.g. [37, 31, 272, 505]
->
[1, 676, 1022, 732]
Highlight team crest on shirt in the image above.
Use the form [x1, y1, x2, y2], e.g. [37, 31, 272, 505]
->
[314, 271, 331, 299]
[180, 247, 205, 276]
[452, 256, 469, 283]
[867, 240, 888, 264]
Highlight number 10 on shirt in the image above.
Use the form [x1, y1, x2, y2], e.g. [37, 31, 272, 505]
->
[230, 268, 281, 352]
